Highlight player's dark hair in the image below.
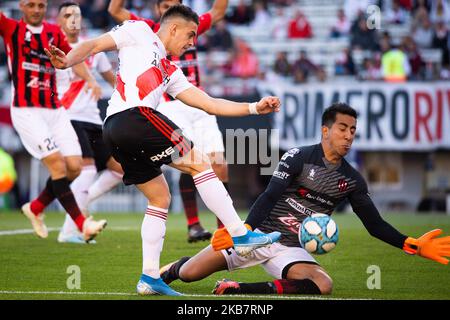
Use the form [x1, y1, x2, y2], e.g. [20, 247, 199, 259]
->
[58, 1, 79, 12]
[157, 0, 183, 5]
[160, 4, 199, 25]
[322, 102, 357, 127]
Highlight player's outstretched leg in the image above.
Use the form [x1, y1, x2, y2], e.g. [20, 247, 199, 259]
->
[172, 148, 281, 256]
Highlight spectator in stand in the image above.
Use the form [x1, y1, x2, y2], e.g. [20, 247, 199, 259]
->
[432, 21, 450, 67]
[412, 15, 434, 48]
[287, 10, 313, 39]
[412, 0, 431, 13]
[225, 39, 259, 79]
[386, 0, 408, 24]
[273, 51, 291, 77]
[344, 0, 371, 23]
[226, 0, 254, 25]
[412, 0, 431, 29]
[292, 50, 318, 81]
[207, 20, 234, 51]
[315, 67, 327, 82]
[350, 15, 379, 51]
[270, 0, 295, 6]
[397, 0, 413, 10]
[382, 43, 411, 82]
[271, 7, 288, 40]
[430, 0, 450, 24]
[89, 0, 111, 30]
[128, 0, 153, 20]
[250, 1, 271, 30]
[402, 35, 425, 80]
[335, 48, 355, 75]
[330, 8, 351, 38]
[358, 57, 382, 81]
[379, 31, 392, 53]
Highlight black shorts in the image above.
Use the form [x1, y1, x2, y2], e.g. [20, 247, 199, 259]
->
[71, 120, 112, 171]
[103, 107, 193, 185]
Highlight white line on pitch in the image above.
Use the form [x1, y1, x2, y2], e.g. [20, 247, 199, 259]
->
[0, 290, 370, 300]
[0, 227, 139, 236]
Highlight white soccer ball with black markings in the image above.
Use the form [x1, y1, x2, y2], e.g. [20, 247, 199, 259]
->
[299, 214, 339, 254]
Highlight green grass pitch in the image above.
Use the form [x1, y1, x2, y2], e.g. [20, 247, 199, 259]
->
[0, 210, 449, 300]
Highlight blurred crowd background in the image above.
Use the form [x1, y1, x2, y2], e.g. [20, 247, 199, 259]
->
[1, 0, 449, 92]
[1, 0, 450, 213]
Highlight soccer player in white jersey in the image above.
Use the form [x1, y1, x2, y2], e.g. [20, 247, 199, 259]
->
[54, 2, 124, 243]
[45, 5, 281, 296]
[109, 0, 229, 243]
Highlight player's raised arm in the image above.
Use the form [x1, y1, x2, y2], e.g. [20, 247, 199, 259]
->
[175, 86, 280, 117]
[208, 0, 229, 25]
[45, 33, 118, 69]
[108, 0, 132, 23]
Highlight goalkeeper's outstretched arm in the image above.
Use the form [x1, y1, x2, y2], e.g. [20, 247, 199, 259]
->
[353, 200, 450, 265]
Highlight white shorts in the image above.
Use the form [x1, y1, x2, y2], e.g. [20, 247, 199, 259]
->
[221, 240, 317, 279]
[157, 100, 225, 155]
[11, 106, 81, 160]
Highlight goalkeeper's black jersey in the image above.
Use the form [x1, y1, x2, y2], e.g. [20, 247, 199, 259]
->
[251, 143, 407, 248]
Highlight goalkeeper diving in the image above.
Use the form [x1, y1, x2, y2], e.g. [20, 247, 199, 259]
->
[159, 103, 450, 295]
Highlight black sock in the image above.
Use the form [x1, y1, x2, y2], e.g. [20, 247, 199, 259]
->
[273, 279, 322, 294]
[165, 256, 191, 283]
[238, 282, 277, 294]
[229, 279, 322, 295]
[52, 177, 84, 230]
[179, 173, 199, 227]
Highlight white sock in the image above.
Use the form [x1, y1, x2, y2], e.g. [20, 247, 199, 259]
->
[61, 165, 97, 235]
[142, 205, 168, 278]
[87, 169, 123, 204]
[193, 169, 247, 237]
[71, 165, 97, 213]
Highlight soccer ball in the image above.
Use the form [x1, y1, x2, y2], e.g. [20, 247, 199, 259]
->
[299, 214, 338, 254]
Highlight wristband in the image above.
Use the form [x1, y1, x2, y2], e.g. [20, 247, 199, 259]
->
[249, 102, 259, 115]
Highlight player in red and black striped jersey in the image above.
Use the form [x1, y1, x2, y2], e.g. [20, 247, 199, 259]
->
[0, 0, 106, 241]
[108, 0, 229, 243]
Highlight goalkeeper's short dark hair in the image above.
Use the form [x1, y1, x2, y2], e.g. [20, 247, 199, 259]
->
[160, 4, 199, 25]
[322, 103, 357, 128]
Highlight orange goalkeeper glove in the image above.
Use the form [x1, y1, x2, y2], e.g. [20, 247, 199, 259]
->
[211, 224, 252, 251]
[403, 229, 450, 265]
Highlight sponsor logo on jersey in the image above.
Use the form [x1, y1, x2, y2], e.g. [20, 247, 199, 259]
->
[150, 146, 175, 162]
[307, 168, 316, 181]
[27, 76, 51, 90]
[273, 170, 290, 180]
[298, 188, 309, 197]
[285, 198, 320, 216]
[281, 148, 299, 161]
[338, 179, 349, 192]
[22, 62, 54, 74]
[305, 192, 335, 207]
[279, 161, 290, 169]
[25, 31, 32, 42]
[278, 213, 301, 234]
